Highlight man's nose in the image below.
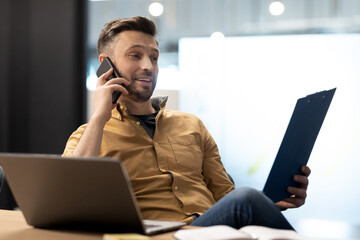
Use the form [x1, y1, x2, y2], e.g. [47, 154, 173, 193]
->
[141, 57, 155, 71]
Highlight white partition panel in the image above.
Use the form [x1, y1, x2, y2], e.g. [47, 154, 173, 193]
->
[179, 34, 360, 226]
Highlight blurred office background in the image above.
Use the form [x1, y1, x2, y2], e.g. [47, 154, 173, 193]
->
[1, 0, 360, 239]
[88, 1, 360, 239]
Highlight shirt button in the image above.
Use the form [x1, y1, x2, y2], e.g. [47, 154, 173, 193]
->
[136, 121, 141, 126]
[120, 105, 124, 110]
[154, 141, 159, 146]
[174, 186, 178, 191]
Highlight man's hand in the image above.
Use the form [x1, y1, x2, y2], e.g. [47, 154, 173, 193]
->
[72, 68, 129, 157]
[93, 68, 130, 125]
[276, 165, 311, 209]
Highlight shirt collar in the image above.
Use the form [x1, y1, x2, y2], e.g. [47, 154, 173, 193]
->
[111, 96, 168, 120]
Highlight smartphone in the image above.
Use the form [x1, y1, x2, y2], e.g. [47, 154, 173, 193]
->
[96, 57, 124, 104]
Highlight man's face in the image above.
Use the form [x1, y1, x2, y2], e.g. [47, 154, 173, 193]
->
[111, 30, 159, 102]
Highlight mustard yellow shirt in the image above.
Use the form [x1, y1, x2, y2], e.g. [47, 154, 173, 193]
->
[63, 97, 234, 224]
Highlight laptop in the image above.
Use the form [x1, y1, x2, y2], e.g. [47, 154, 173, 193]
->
[0, 154, 185, 235]
[263, 88, 336, 203]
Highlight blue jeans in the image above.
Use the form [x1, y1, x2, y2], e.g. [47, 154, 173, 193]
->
[190, 187, 294, 230]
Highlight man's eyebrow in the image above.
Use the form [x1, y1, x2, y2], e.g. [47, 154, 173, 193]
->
[128, 44, 159, 53]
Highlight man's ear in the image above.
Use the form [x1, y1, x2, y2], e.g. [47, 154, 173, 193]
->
[99, 54, 107, 63]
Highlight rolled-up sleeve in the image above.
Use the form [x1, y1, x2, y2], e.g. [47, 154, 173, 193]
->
[62, 124, 87, 157]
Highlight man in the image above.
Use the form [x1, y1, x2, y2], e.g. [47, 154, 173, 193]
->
[63, 16, 310, 230]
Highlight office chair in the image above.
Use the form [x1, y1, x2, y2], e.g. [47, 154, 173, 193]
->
[0, 166, 17, 210]
[227, 173, 235, 186]
[0, 166, 4, 196]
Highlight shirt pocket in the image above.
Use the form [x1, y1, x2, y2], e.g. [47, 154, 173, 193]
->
[168, 135, 203, 170]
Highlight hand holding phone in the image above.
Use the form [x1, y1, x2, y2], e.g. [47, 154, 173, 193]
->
[96, 57, 125, 104]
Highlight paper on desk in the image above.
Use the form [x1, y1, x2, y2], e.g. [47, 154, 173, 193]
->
[174, 225, 253, 240]
[174, 225, 305, 240]
[103, 233, 150, 240]
[240, 226, 304, 240]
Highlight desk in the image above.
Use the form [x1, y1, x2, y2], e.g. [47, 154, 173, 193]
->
[0, 210, 184, 240]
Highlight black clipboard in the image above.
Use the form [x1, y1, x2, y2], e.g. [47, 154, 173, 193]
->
[263, 88, 336, 203]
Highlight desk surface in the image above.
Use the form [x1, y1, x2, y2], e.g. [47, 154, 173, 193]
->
[0, 210, 183, 240]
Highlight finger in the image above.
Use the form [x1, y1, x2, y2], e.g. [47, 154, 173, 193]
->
[300, 165, 311, 177]
[107, 83, 129, 96]
[105, 77, 131, 87]
[287, 186, 307, 199]
[278, 196, 305, 209]
[277, 200, 297, 209]
[293, 174, 309, 189]
[97, 68, 114, 87]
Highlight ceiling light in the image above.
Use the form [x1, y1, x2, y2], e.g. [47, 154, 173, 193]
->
[269, 1, 285, 16]
[210, 32, 225, 41]
[149, 2, 164, 17]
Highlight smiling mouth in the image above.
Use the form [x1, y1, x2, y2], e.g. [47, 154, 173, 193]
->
[135, 78, 152, 82]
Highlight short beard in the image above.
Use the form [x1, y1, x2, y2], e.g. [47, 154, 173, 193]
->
[126, 84, 155, 102]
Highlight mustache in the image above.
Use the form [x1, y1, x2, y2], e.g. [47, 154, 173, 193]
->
[117, 69, 154, 79]
[140, 70, 154, 77]
[132, 71, 156, 82]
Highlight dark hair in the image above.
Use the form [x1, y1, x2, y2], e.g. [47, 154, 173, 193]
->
[97, 16, 158, 55]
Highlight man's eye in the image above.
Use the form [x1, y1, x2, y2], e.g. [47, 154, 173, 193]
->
[129, 53, 140, 59]
[151, 56, 158, 62]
